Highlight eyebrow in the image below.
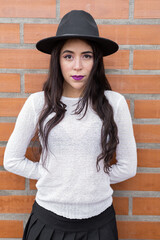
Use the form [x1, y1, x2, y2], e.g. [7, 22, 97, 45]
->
[62, 50, 93, 54]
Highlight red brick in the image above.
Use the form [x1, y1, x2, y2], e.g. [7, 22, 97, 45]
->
[133, 50, 160, 70]
[30, 179, 37, 190]
[0, 98, 26, 117]
[0, 49, 50, 69]
[60, 0, 129, 19]
[24, 24, 58, 43]
[113, 197, 129, 215]
[0, 172, 25, 190]
[104, 50, 130, 69]
[137, 149, 160, 168]
[133, 197, 160, 215]
[99, 25, 160, 45]
[0, 23, 20, 43]
[25, 73, 47, 93]
[0, 73, 20, 92]
[26, 147, 40, 162]
[108, 75, 160, 94]
[0, 123, 15, 141]
[134, 124, 160, 143]
[135, 100, 160, 118]
[134, 0, 160, 19]
[0, 0, 56, 18]
[0, 195, 35, 213]
[0, 147, 5, 166]
[118, 221, 160, 239]
[0, 220, 23, 238]
[112, 173, 160, 191]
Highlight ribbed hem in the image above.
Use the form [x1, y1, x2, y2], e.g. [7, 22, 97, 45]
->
[35, 196, 113, 219]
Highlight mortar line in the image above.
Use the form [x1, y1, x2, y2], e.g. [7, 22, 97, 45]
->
[19, 22, 24, 44]
[1, 18, 160, 24]
[113, 191, 160, 197]
[56, 0, 60, 20]
[129, 98, 135, 120]
[129, 0, 135, 21]
[1, 44, 160, 50]
[1, 68, 160, 75]
[20, 72, 25, 94]
[129, 49, 134, 71]
[128, 196, 133, 216]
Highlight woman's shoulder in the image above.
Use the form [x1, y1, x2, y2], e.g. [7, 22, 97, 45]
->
[104, 90, 129, 118]
[29, 91, 44, 99]
[27, 91, 45, 113]
[104, 90, 125, 106]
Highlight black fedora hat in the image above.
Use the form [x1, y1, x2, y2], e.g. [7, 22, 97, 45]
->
[36, 10, 119, 56]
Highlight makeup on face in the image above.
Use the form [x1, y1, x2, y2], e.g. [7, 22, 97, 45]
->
[72, 75, 84, 81]
[60, 39, 94, 98]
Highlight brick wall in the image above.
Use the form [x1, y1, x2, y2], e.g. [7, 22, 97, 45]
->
[0, 0, 160, 239]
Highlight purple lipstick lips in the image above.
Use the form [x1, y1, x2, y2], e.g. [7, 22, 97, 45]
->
[72, 75, 84, 80]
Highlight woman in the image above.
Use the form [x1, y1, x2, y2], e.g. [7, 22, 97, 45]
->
[4, 10, 137, 240]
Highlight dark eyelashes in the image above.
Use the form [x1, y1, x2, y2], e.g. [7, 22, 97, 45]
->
[63, 54, 93, 59]
[64, 55, 72, 59]
[84, 54, 93, 58]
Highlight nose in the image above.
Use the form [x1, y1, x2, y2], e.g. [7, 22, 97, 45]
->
[73, 57, 82, 71]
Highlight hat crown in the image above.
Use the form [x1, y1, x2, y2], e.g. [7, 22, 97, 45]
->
[56, 10, 99, 37]
[36, 10, 119, 56]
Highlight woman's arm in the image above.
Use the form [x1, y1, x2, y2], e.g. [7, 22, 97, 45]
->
[4, 94, 41, 180]
[109, 96, 137, 184]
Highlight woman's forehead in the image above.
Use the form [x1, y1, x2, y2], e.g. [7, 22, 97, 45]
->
[60, 39, 93, 53]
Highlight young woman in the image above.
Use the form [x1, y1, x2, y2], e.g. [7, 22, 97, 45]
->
[4, 10, 137, 240]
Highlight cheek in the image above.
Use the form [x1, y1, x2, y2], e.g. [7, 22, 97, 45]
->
[60, 61, 67, 76]
[60, 60, 71, 74]
[87, 61, 94, 72]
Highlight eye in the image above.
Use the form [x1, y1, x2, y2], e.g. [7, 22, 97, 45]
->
[83, 54, 93, 59]
[64, 54, 73, 60]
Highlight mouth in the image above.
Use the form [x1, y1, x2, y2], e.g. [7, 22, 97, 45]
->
[72, 75, 84, 81]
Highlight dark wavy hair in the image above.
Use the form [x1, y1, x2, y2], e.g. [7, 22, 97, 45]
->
[37, 39, 119, 173]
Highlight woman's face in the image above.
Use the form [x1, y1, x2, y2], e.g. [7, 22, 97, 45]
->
[59, 39, 94, 98]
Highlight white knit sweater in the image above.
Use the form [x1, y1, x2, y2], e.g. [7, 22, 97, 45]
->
[4, 90, 137, 219]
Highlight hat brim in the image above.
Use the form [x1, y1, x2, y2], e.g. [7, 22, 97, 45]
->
[36, 35, 119, 56]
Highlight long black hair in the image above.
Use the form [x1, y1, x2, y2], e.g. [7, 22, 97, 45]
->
[37, 39, 119, 173]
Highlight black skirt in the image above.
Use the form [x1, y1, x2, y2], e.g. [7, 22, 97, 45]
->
[23, 201, 118, 240]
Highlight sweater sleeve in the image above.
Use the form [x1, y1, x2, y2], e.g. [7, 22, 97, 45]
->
[109, 96, 137, 184]
[3, 94, 40, 180]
